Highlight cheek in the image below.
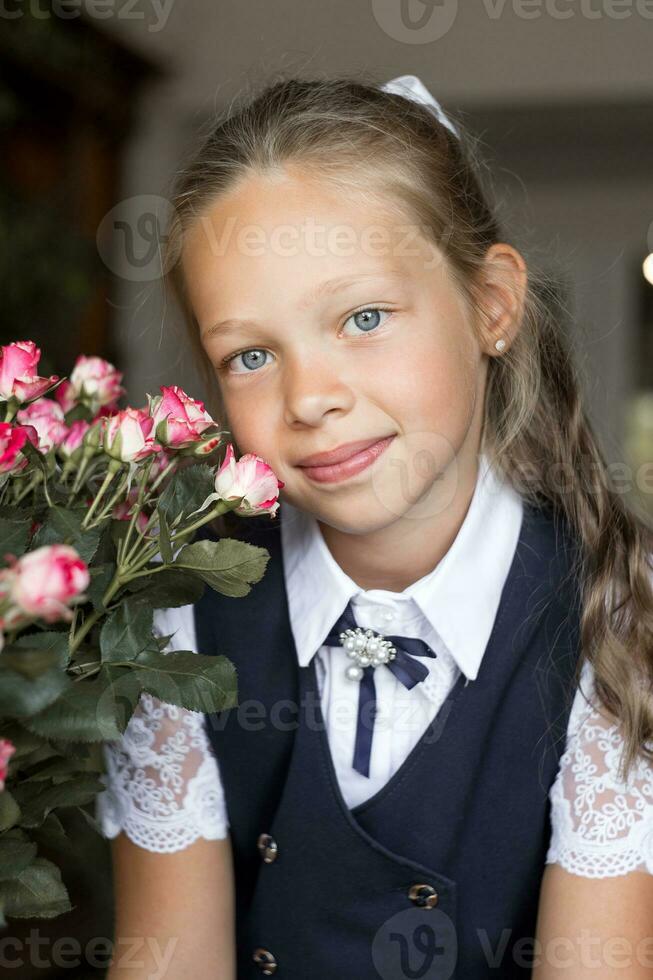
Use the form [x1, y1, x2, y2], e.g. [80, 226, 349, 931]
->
[383, 331, 478, 426]
[219, 389, 277, 458]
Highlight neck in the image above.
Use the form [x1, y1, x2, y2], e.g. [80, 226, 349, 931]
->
[317, 451, 482, 593]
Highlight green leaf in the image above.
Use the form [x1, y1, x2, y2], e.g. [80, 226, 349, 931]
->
[32, 506, 100, 564]
[158, 463, 216, 525]
[131, 649, 238, 714]
[8, 630, 70, 672]
[172, 538, 270, 597]
[0, 856, 72, 918]
[23, 668, 142, 743]
[0, 839, 38, 880]
[0, 664, 71, 718]
[99, 599, 154, 664]
[86, 562, 116, 612]
[14, 775, 105, 828]
[0, 791, 21, 832]
[125, 569, 205, 608]
[0, 517, 32, 559]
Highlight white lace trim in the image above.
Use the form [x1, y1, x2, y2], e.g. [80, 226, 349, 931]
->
[545, 659, 653, 877]
[95, 606, 229, 852]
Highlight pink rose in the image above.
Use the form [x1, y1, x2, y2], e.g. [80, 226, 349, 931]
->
[54, 379, 77, 414]
[103, 408, 158, 463]
[59, 420, 91, 459]
[0, 738, 16, 791]
[0, 544, 89, 623]
[149, 386, 218, 450]
[112, 488, 150, 534]
[214, 443, 283, 517]
[17, 398, 68, 453]
[69, 355, 124, 412]
[0, 341, 59, 404]
[0, 422, 38, 474]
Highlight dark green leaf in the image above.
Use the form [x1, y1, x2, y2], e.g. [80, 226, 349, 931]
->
[12, 630, 69, 669]
[125, 569, 205, 608]
[0, 791, 21, 832]
[0, 839, 37, 880]
[172, 538, 270, 597]
[23, 668, 142, 742]
[15, 775, 105, 828]
[0, 517, 32, 559]
[131, 649, 238, 714]
[0, 856, 72, 918]
[99, 599, 154, 663]
[86, 562, 116, 612]
[32, 506, 100, 564]
[0, 665, 71, 718]
[158, 463, 215, 524]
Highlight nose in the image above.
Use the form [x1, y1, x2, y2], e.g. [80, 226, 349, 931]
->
[283, 352, 355, 427]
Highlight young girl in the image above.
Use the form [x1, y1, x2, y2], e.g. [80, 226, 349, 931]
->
[96, 73, 653, 979]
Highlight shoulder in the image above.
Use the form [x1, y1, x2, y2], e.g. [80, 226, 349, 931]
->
[546, 658, 653, 879]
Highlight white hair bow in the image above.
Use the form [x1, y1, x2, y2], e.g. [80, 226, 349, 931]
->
[380, 74, 459, 139]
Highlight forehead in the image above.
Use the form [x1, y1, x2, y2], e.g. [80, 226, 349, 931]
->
[179, 166, 445, 327]
[181, 165, 435, 273]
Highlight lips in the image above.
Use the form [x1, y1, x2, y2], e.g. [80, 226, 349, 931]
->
[296, 436, 393, 468]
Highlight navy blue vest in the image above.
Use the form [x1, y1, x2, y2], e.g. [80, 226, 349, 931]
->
[196, 499, 584, 979]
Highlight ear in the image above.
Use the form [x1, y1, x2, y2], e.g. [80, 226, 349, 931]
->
[475, 243, 528, 356]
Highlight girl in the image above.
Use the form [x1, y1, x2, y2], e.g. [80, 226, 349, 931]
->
[96, 73, 653, 979]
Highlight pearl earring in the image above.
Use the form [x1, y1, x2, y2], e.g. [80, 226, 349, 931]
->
[494, 338, 506, 353]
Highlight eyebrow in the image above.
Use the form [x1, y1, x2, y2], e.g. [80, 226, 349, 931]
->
[202, 268, 406, 339]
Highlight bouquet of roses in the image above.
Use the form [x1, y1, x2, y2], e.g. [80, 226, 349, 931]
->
[0, 340, 283, 924]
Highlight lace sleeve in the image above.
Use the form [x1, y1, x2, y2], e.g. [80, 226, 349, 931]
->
[95, 604, 229, 852]
[545, 658, 653, 877]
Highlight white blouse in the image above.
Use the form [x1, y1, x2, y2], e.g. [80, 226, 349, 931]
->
[95, 457, 653, 878]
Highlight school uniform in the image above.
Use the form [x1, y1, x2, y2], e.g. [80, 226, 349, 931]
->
[190, 453, 584, 978]
[97, 452, 653, 977]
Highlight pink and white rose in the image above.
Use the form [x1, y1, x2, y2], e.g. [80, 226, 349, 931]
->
[103, 408, 158, 463]
[0, 738, 16, 791]
[59, 420, 91, 459]
[148, 386, 219, 451]
[0, 422, 38, 474]
[112, 488, 150, 534]
[0, 341, 59, 404]
[0, 544, 90, 624]
[17, 399, 68, 453]
[214, 443, 283, 517]
[69, 355, 124, 412]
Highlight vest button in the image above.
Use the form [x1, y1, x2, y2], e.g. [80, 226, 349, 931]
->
[408, 883, 439, 908]
[257, 833, 278, 863]
[252, 947, 277, 974]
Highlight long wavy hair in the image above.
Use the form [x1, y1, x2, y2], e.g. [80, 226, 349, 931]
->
[161, 71, 653, 781]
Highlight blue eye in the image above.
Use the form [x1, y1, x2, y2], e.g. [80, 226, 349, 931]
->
[222, 348, 271, 375]
[342, 307, 392, 337]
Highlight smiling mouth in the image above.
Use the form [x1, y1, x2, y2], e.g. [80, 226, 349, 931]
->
[296, 435, 396, 484]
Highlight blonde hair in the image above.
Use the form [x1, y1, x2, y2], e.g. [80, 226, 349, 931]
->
[162, 71, 653, 781]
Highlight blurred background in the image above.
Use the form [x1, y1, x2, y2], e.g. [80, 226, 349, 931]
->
[1, 1, 652, 974]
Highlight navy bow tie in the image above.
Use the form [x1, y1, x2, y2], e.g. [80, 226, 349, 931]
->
[323, 599, 437, 778]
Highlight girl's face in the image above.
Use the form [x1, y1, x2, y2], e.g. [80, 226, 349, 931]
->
[181, 166, 495, 535]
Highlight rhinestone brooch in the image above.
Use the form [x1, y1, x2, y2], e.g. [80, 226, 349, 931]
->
[339, 626, 397, 681]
